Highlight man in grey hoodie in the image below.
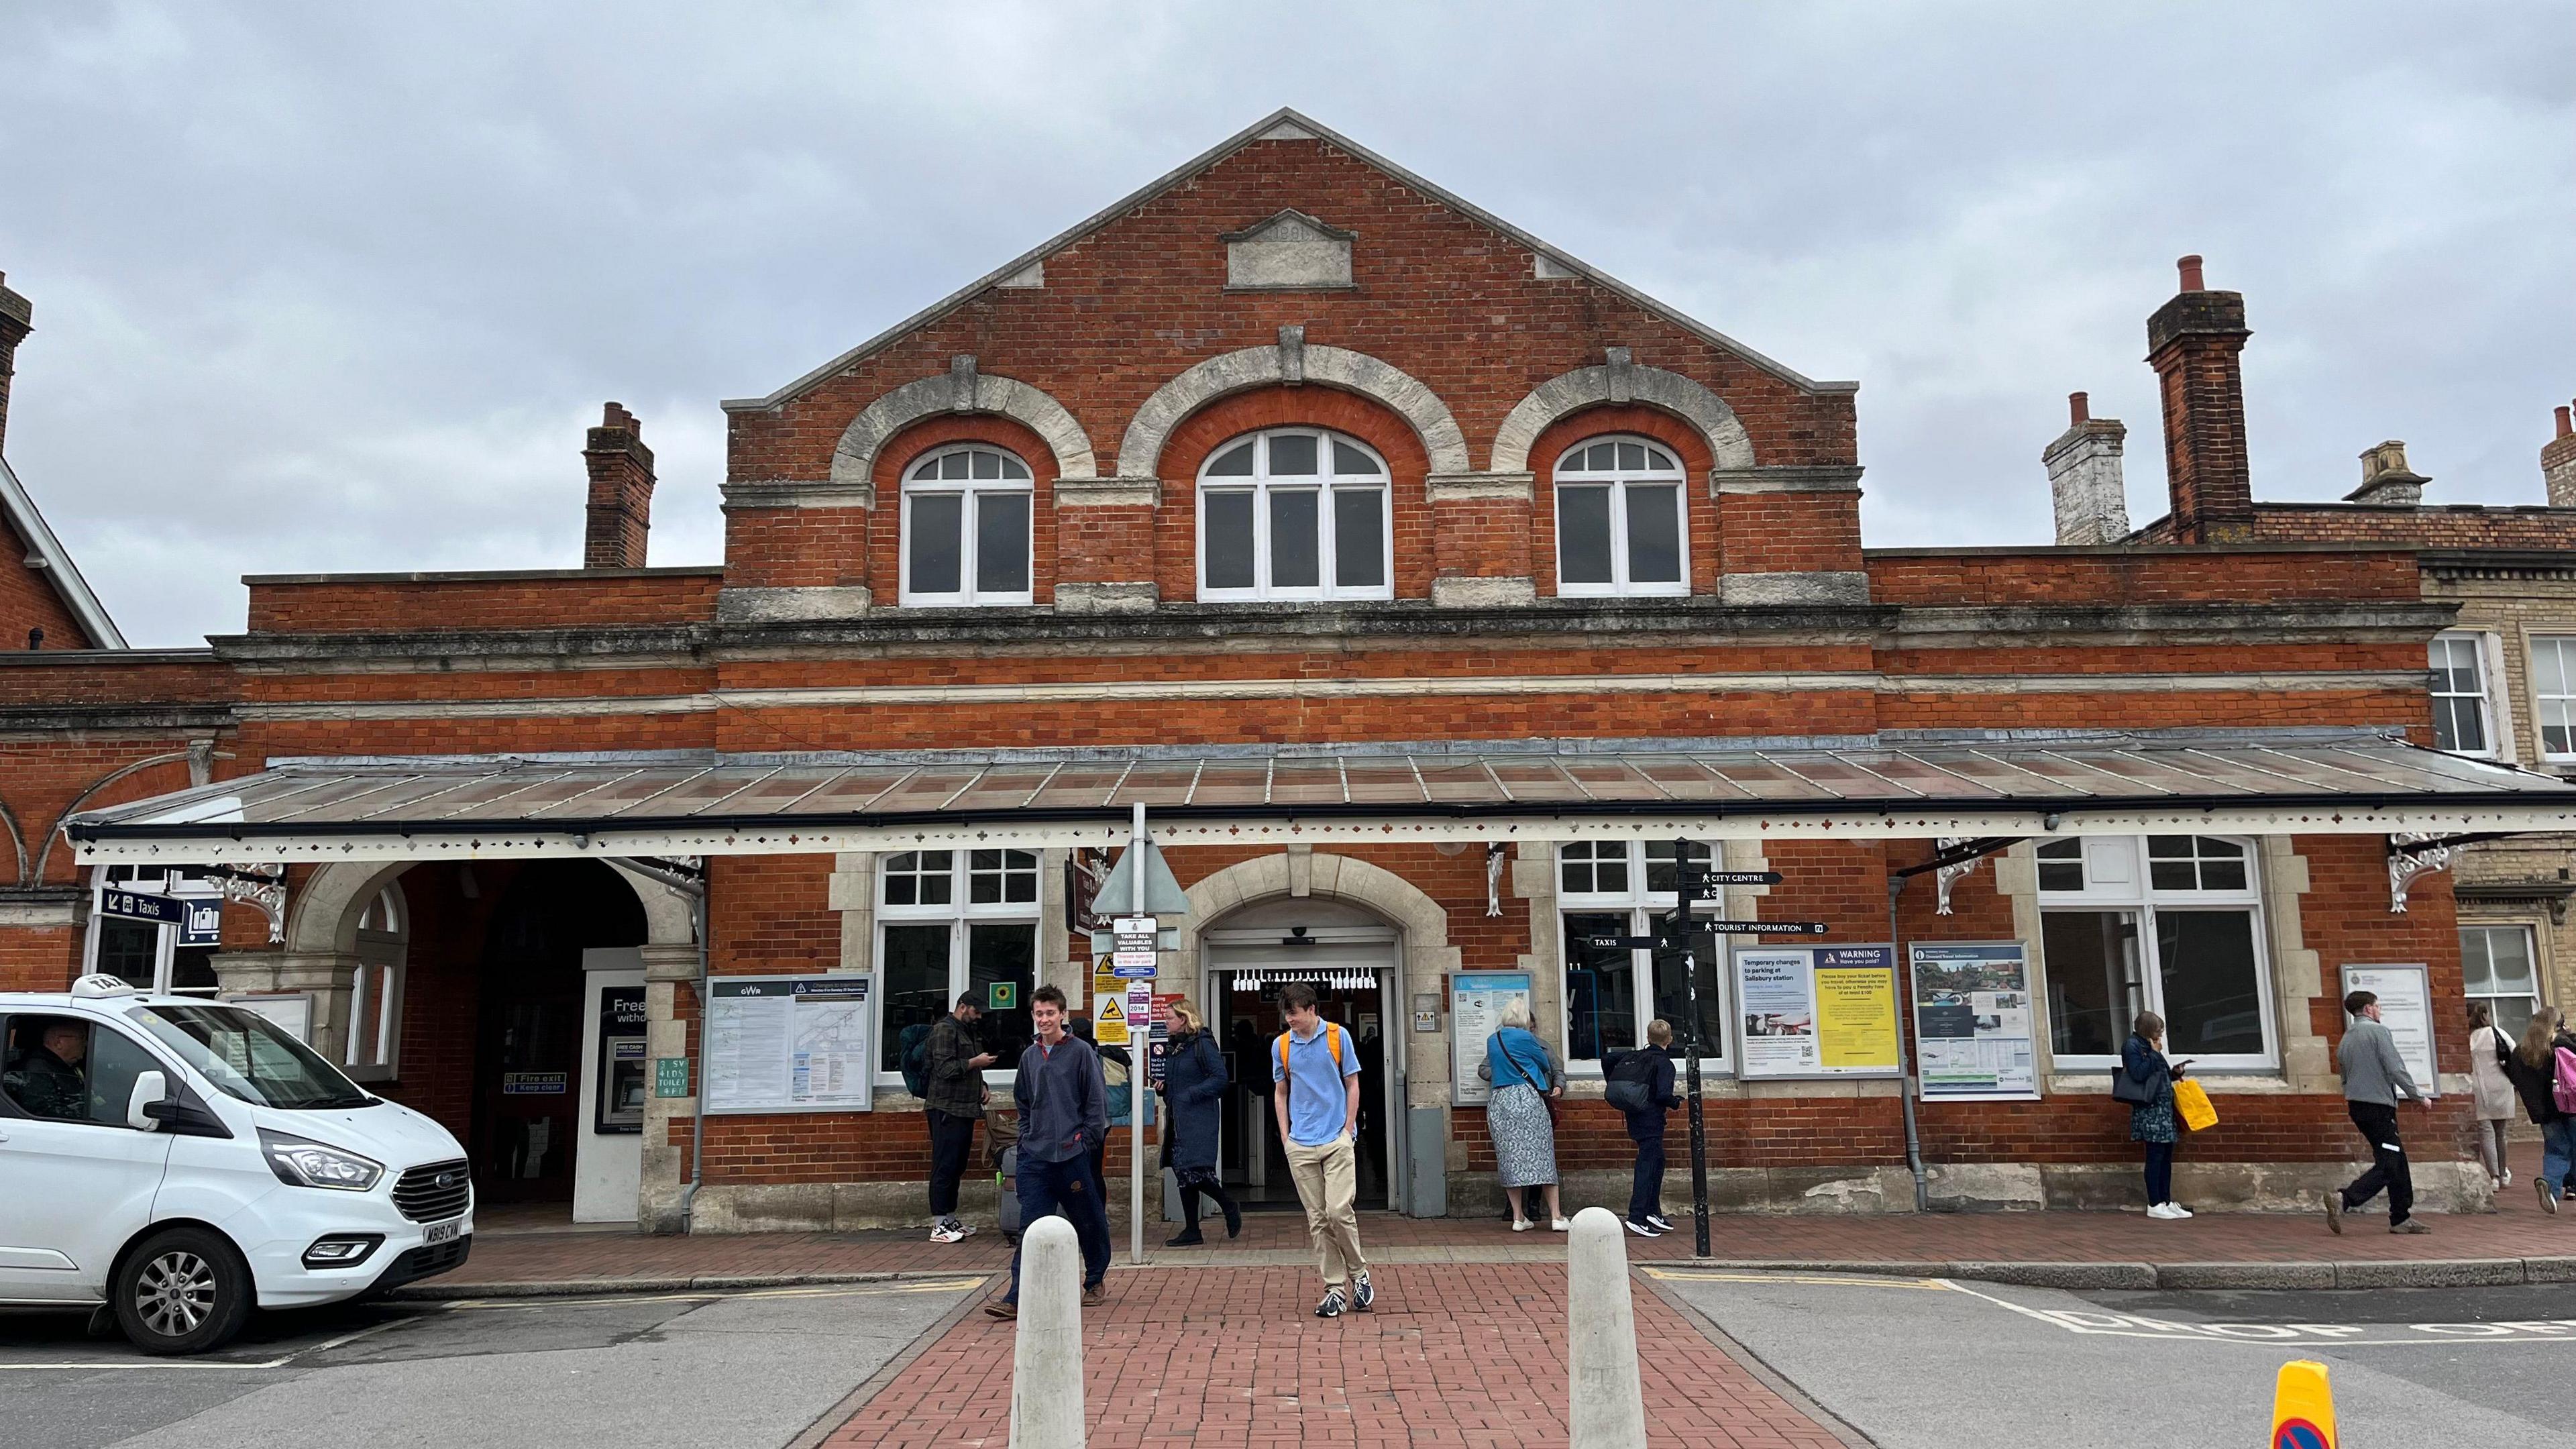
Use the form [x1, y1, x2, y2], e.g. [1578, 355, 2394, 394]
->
[2326, 989, 2429, 1234]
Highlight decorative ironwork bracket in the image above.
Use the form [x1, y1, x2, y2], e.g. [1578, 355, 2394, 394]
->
[1486, 842, 1505, 918]
[1935, 837, 1982, 916]
[215, 863, 288, 944]
[2386, 832, 2457, 915]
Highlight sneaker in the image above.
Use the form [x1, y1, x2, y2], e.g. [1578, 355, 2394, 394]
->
[2540, 1180, 2560, 1216]
[2390, 1218, 2430, 1235]
[2165, 1203, 2193, 1219]
[1315, 1287, 1347, 1318]
[1646, 1214, 1676, 1233]
[1511, 1219, 1532, 1233]
[984, 1299, 1018, 1321]
[1550, 1218, 1573, 1232]
[1352, 1271, 1375, 1312]
[2323, 1189, 2345, 1235]
[1081, 1282, 1106, 1307]
[930, 1223, 963, 1243]
[1625, 1219, 1662, 1237]
[2145, 1203, 2174, 1220]
[2502, 1169, 2513, 1188]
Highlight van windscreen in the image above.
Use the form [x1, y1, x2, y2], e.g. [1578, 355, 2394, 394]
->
[133, 1005, 374, 1110]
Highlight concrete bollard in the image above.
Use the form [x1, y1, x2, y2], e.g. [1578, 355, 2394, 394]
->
[1010, 1216, 1084, 1448]
[1566, 1206, 1648, 1449]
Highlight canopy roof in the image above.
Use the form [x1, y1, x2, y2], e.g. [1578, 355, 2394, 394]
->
[63, 731, 2576, 865]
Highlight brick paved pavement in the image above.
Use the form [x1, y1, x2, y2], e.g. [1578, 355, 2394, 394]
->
[816, 1263, 1852, 1449]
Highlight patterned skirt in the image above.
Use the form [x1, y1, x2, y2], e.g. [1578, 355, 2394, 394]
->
[1487, 1082, 1560, 1188]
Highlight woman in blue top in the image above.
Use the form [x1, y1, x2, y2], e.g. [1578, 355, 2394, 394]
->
[1477, 1000, 1567, 1231]
[2123, 1011, 2190, 1220]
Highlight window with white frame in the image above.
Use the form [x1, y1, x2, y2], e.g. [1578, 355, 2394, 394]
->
[1195, 428, 1391, 601]
[2037, 835, 2275, 1068]
[900, 445, 1034, 606]
[1552, 437, 1688, 596]
[877, 850, 1038, 1079]
[2430, 632, 2496, 756]
[345, 883, 407, 1081]
[2529, 635, 2576, 761]
[2460, 924, 2541, 1040]
[83, 865, 221, 995]
[1559, 841, 1725, 1067]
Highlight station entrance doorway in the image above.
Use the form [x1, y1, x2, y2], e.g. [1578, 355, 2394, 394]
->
[1201, 900, 1402, 1213]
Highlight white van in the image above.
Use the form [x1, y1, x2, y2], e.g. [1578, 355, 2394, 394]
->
[0, 976, 474, 1354]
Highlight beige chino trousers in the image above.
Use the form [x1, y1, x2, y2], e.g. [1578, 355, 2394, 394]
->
[1283, 1134, 1368, 1287]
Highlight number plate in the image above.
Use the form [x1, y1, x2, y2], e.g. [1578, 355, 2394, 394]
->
[423, 1218, 463, 1245]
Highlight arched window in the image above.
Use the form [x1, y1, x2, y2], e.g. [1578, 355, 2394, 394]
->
[348, 881, 409, 1081]
[1552, 436, 1688, 596]
[900, 445, 1033, 606]
[1196, 428, 1391, 601]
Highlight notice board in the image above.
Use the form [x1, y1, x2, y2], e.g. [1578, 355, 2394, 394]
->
[1909, 942, 2041, 1101]
[2339, 963, 2439, 1098]
[1450, 971, 1532, 1106]
[1730, 944, 1902, 1079]
[704, 975, 875, 1114]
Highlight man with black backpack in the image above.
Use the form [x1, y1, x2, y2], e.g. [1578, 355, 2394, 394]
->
[1605, 1019, 1682, 1237]
[921, 993, 994, 1243]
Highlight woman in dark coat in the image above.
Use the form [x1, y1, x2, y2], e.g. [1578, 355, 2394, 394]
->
[2122, 1011, 2189, 1220]
[1159, 999, 1240, 1245]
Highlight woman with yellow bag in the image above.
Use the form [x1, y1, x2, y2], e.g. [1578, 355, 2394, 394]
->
[2115, 1011, 2202, 1220]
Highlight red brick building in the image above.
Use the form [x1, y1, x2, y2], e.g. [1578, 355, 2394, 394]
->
[12, 112, 2574, 1233]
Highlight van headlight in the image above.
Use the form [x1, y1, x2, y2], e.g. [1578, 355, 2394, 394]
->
[259, 1128, 384, 1191]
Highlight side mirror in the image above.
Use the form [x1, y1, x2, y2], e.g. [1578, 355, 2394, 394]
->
[127, 1071, 168, 1132]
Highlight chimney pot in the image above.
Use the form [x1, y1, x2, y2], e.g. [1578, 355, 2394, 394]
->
[2068, 391, 2090, 425]
[2546, 400, 2576, 508]
[2347, 439, 2427, 506]
[2177, 255, 2205, 292]
[2560, 405, 2573, 441]
[582, 402, 656, 569]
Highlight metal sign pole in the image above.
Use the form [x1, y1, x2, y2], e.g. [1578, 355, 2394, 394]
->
[1129, 801, 1147, 1267]
[1676, 839, 1711, 1258]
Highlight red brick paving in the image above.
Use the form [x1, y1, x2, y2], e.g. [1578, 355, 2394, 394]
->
[818, 1263, 1850, 1449]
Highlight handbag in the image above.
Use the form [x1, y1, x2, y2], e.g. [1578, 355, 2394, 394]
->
[2172, 1077, 2218, 1132]
[2109, 1063, 2154, 1105]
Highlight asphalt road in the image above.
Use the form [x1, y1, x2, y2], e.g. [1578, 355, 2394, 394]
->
[1648, 1267, 2573, 1448]
[0, 1277, 983, 1449]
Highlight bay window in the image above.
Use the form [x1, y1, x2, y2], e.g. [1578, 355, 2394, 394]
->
[2039, 835, 2275, 1069]
[876, 849, 1038, 1080]
[900, 445, 1034, 606]
[1196, 428, 1391, 601]
[1552, 436, 1688, 596]
[1559, 840, 1725, 1067]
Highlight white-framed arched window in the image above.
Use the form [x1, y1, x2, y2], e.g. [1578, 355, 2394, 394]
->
[347, 881, 409, 1082]
[900, 444, 1034, 606]
[2035, 835, 2275, 1071]
[1552, 435, 1688, 597]
[1195, 428, 1392, 601]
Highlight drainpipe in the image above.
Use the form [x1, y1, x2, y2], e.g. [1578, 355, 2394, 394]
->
[1884, 871, 1930, 1213]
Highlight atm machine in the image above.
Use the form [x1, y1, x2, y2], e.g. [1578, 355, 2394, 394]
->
[574, 947, 647, 1224]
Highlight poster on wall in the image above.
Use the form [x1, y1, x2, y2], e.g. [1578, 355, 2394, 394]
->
[704, 976, 874, 1114]
[1450, 971, 1532, 1106]
[222, 993, 314, 1043]
[2339, 963, 2439, 1098]
[1729, 945, 1902, 1079]
[1909, 942, 2040, 1101]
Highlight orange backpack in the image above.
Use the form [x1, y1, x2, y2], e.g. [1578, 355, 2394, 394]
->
[1277, 1022, 1346, 1083]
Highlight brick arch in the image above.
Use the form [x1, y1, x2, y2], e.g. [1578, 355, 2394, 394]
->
[1525, 405, 1722, 598]
[1490, 360, 1755, 474]
[1167, 852, 1462, 994]
[870, 413, 1063, 607]
[830, 365, 1095, 492]
[1117, 344, 1471, 479]
[287, 859, 696, 959]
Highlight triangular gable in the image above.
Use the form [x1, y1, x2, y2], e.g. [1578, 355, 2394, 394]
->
[0, 451, 125, 649]
[722, 107, 1849, 414]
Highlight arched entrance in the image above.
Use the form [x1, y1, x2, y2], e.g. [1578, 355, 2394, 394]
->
[470, 861, 645, 1208]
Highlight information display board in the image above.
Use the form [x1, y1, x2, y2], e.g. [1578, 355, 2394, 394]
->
[1909, 942, 2040, 1101]
[223, 992, 314, 1043]
[2339, 963, 2439, 1098]
[1729, 944, 1902, 1079]
[704, 975, 874, 1114]
[1450, 971, 1532, 1106]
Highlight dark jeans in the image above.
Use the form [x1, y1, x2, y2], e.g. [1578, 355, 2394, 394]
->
[2142, 1140, 2174, 1206]
[2339, 1101, 2414, 1224]
[926, 1108, 977, 1218]
[1627, 1122, 1666, 1224]
[1006, 1153, 1112, 1302]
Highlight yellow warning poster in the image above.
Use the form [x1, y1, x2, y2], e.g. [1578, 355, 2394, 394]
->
[1092, 992, 1130, 1046]
[1814, 962, 1900, 1073]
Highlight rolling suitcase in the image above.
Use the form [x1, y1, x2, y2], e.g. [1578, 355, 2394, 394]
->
[998, 1144, 1022, 1243]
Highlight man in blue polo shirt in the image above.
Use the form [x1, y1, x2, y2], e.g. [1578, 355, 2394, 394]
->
[1271, 983, 1373, 1318]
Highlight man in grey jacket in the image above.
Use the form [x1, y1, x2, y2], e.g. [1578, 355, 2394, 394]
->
[987, 985, 1110, 1320]
[2326, 989, 2429, 1234]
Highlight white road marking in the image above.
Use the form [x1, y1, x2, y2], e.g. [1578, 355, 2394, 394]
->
[1937, 1280, 2576, 1347]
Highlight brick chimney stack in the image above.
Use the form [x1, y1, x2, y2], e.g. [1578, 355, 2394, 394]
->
[0, 272, 32, 458]
[582, 402, 655, 570]
[2346, 439, 2428, 508]
[2545, 402, 2576, 508]
[2146, 254, 2256, 543]
[2045, 390, 2131, 544]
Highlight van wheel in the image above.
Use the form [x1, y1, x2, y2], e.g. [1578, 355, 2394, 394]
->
[113, 1227, 252, 1356]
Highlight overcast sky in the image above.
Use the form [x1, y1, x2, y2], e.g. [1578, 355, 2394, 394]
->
[3, 3, 2569, 647]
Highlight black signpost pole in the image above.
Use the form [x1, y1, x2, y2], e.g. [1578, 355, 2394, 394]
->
[1675, 839, 1711, 1258]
